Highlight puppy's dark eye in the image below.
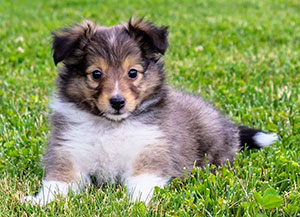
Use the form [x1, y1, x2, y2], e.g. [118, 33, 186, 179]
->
[92, 70, 102, 81]
[128, 69, 138, 79]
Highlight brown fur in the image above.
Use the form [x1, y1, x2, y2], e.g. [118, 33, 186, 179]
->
[133, 141, 173, 177]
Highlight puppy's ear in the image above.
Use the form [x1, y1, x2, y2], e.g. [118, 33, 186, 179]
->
[127, 18, 168, 60]
[52, 20, 97, 65]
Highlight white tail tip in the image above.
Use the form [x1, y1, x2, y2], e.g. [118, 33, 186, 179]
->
[253, 132, 278, 148]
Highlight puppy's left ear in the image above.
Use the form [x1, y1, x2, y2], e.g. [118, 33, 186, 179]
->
[127, 18, 168, 60]
[52, 20, 97, 65]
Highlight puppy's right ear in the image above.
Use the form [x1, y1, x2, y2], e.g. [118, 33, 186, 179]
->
[52, 20, 97, 65]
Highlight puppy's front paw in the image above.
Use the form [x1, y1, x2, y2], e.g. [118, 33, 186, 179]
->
[21, 180, 82, 206]
[126, 174, 169, 204]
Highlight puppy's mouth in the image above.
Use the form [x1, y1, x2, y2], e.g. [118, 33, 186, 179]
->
[112, 110, 122, 115]
[103, 112, 130, 122]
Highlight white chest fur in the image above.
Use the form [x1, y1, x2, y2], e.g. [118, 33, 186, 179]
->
[51, 99, 164, 183]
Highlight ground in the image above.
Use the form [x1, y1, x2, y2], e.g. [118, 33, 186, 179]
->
[0, 0, 299, 216]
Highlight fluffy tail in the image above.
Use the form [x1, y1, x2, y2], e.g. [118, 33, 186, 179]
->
[238, 126, 278, 149]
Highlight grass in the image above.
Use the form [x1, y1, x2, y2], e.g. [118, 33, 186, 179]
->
[0, 0, 299, 216]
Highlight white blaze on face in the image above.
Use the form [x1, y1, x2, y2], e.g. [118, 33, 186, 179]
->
[112, 81, 120, 96]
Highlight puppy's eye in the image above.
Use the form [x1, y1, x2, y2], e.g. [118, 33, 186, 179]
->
[128, 69, 138, 80]
[92, 70, 102, 81]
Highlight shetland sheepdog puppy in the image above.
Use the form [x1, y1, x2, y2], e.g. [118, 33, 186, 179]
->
[22, 18, 278, 205]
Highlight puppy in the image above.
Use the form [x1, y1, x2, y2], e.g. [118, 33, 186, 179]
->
[22, 18, 278, 205]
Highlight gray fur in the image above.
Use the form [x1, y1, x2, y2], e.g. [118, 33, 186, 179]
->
[132, 87, 240, 177]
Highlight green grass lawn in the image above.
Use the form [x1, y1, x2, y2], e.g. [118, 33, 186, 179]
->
[0, 0, 299, 216]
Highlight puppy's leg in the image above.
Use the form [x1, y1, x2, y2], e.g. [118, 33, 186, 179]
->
[21, 148, 90, 205]
[126, 143, 171, 204]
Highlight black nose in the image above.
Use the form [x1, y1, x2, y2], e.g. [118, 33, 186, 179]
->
[109, 95, 125, 111]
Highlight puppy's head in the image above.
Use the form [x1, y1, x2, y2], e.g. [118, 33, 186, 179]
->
[53, 18, 168, 121]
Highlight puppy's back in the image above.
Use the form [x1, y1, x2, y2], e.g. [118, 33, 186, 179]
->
[153, 87, 240, 175]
